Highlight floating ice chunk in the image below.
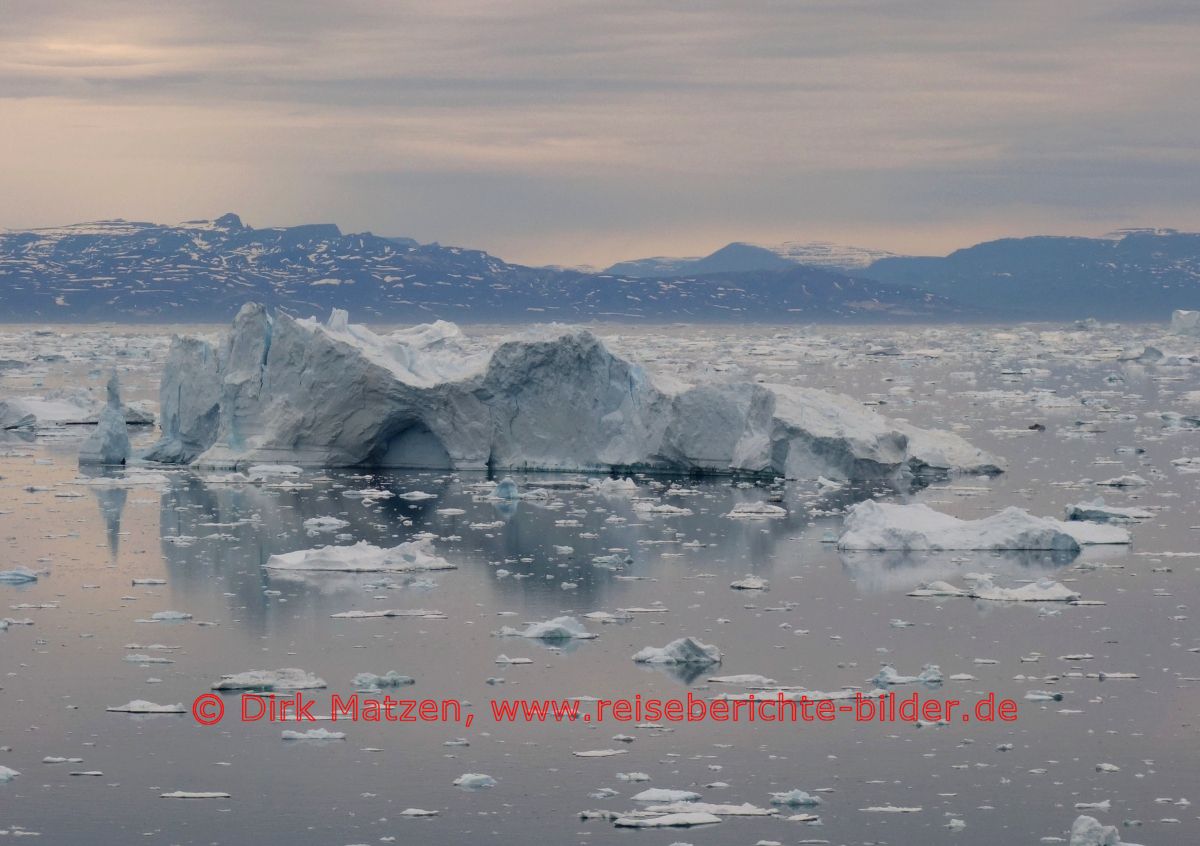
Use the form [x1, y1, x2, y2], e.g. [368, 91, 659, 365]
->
[708, 674, 778, 687]
[730, 574, 769, 590]
[265, 539, 456, 573]
[1068, 814, 1136, 846]
[574, 749, 628, 757]
[0, 766, 21, 782]
[161, 791, 230, 799]
[0, 568, 38, 584]
[860, 805, 922, 813]
[769, 789, 822, 807]
[397, 490, 438, 501]
[633, 789, 701, 803]
[303, 516, 351, 533]
[1065, 499, 1152, 522]
[105, 700, 186, 714]
[589, 477, 639, 496]
[870, 664, 942, 686]
[1172, 308, 1200, 336]
[838, 501, 1127, 551]
[212, 668, 327, 691]
[400, 808, 439, 817]
[330, 608, 443, 619]
[281, 728, 345, 741]
[352, 671, 414, 688]
[498, 615, 596, 640]
[617, 772, 651, 782]
[453, 773, 496, 789]
[725, 502, 787, 519]
[614, 812, 722, 828]
[489, 477, 520, 500]
[632, 501, 693, 516]
[971, 577, 1080, 602]
[1096, 474, 1148, 488]
[645, 801, 776, 816]
[633, 637, 721, 666]
[149, 610, 193, 621]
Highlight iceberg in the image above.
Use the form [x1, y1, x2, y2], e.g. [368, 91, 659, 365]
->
[1065, 499, 1152, 522]
[1171, 308, 1200, 336]
[145, 304, 1004, 481]
[908, 576, 1080, 603]
[869, 663, 943, 686]
[837, 501, 1130, 551]
[632, 637, 722, 666]
[1069, 814, 1141, 846]
[78, 371, 130, 465]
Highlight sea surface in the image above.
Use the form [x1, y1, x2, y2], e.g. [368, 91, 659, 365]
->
[0, 321, 1197, 845]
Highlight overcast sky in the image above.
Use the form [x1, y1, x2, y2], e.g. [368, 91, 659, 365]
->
[2, 0, 1199, 266]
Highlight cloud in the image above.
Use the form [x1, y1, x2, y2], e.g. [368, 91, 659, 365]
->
[2, 0, 1199, 264]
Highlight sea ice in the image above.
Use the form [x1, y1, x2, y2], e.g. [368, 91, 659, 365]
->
[105, 700, 185, 713]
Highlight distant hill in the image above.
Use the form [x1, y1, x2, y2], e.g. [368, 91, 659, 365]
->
[862, 230, 1200, 319]
[0, 215, 970, 323]
[605, 240, 896, 277]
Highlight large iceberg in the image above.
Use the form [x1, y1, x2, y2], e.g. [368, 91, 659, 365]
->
[145, 304, 1004, 480]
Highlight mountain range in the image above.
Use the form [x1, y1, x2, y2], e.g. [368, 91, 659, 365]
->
[0, 215, 1196, 322]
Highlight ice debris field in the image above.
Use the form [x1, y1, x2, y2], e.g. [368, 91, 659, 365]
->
[0, 311, 1197, 845]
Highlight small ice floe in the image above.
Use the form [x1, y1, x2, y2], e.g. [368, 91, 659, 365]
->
[397, 490, 438, 501]
[143, 610, 193, 622]
[487, 477, 520, 500]
[1096, 474, 1148, 487]
[123, 654, 174, 664]
[498, 615, 596, 640]
[574, 749, 628, 758]
[495, 655, 533, 665]
[730, 575, 769, 591]
[631, 500, 693, 516]
[870, 664, 942, 686]
[617, 772, 650, 782]
[246, 464, 302, 481]
[838, 501, 1128, 551]
[131, 578, 166, 586]
[302, 516, 351, 533]
[0, 568, 38, 584]
[0, 766, 21, 781]
[769, 789, 822, 807]
[589, 477, 639, 496]
[352, 671, 414, 688]
[632, 637, 722, 666]
[725, 502, 787, 519]
[633, 788, 702, 802]
[1065, 499, 1152, 522]
[1074, 800, 1111, 811]
[453, 773, 496, 789]
[613, 812, 722, 828]
[909, 577, 1080, 603]
[211, 668, 326, 691]
[160, 791, 230, 799]
[399, 808, 439, 817]
[860, 805, 922, 813]
[266, 539, 456, 573]
[105, 700, 185, 713]
[281, 728, 345, 741]
[43, 757, 83, 764]
[643, 801, 776, 816]
[708, 674, 778, 687]
[331, 609, 443, 619]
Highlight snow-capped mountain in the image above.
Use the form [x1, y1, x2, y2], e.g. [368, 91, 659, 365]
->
[604, 240, 896, 277]
[0, 214, 967, 322]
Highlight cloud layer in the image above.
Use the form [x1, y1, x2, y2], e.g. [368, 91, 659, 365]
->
[3, 0, 1199, 265]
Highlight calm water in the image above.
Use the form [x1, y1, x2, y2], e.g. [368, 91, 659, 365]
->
[0, 322, 1196, 844]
